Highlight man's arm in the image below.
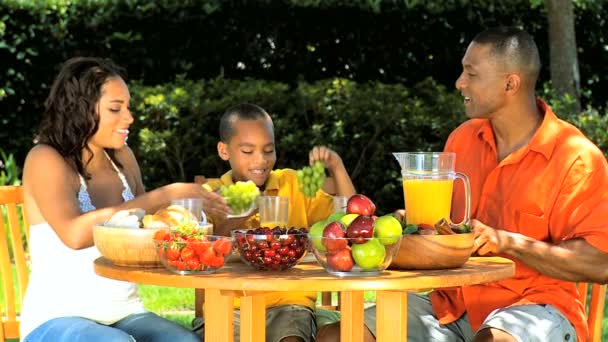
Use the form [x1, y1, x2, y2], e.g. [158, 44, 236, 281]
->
[472, 220, 608, 284]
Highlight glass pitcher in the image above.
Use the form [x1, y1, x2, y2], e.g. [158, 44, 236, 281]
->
[393, 152, 471, 226]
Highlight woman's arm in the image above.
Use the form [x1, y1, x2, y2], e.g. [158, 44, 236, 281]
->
[24, 145, 229, 250]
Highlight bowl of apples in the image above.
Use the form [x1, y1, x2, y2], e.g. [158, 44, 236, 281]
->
[309, 194, 403, 277]
[232, 227, 309, 271]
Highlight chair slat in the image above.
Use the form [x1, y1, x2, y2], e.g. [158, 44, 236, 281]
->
[578, 282, 589, 308]
[0, 217, 17, 323]
[0, 185, 29, 342]
[588, 283, 606, 342]
[7, 202, 28, 300]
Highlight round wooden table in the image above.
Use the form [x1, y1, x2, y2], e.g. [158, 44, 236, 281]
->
[94, 256, 514, 342]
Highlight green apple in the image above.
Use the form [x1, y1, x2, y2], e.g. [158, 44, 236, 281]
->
[327, 212, 346, 223]
[351, 238, 386, 270]
[373, 215, 403, 245]
[309, 220, 328, 251]
[339, 213, 359, 228]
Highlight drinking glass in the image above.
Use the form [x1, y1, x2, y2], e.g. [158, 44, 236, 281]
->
[257, 196, 289, 228]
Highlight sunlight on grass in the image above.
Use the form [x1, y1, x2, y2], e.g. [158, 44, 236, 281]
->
[138, 285, 194, 312]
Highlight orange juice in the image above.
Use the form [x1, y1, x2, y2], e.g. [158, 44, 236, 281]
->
[260, 221, 287, 229]
[403, 178, 453, 226]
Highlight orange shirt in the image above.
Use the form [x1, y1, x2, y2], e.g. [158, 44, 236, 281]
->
[431, 99, 608, 341]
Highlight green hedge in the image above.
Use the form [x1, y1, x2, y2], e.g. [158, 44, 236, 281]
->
[130, 77, 608, 214]
[129, 77, 463, 213]
[1, 0, 607, 166]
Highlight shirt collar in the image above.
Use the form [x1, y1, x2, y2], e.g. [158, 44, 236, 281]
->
[475, 98, 559, 160]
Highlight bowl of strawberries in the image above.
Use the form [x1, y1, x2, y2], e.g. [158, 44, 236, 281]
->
[153, 221, 233, 275]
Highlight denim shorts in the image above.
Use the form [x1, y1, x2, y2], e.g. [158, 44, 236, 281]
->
[364, 293, 576, 342]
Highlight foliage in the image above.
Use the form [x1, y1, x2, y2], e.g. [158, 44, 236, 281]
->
[1, 0, 607, 166]
[130, 76, 466, 213]
[0, 149, 21, 186]
[541, 83, 608, 158]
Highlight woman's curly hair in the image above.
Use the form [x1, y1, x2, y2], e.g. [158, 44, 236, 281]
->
[36, 57, 127, 179]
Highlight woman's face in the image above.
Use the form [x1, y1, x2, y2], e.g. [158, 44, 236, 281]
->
[88, 77, 134, 151]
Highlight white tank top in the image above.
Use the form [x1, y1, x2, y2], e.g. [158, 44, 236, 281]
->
[20, 154, 146, 338]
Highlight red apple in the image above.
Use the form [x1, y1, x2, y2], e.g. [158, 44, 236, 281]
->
[346, 194, 376, 216]
[326, 248, 354, 272]
[346, 215, 374, 244]
[322, 221, 348, 252]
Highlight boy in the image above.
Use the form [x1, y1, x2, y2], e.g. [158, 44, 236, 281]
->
[197, 103, 356, 342]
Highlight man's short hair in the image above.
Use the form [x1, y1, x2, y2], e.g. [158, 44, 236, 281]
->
[473, 27, 541, 84]
[219, 103, 272, 142]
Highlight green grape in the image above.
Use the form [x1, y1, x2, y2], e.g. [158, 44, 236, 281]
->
[219, 180, 260, 214]
[296, 161, 326, 198]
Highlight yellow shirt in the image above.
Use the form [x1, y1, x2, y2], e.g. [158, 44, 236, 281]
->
[204, 168, 334, 309]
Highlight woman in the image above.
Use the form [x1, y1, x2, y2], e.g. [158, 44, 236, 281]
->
[20, 57, 229, 341]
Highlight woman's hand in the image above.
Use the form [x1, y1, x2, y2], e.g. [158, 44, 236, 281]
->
[199, 188, 231, 219]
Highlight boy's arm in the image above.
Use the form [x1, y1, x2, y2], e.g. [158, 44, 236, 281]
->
[309, 146, 356, 196]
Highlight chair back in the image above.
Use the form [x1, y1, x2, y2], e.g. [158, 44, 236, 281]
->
[578, 282, 606, 342]
[0, 185, 29, 341]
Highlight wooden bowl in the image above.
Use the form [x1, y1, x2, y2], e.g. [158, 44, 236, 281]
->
[93, 224, 161, 267]
[389, 233, 474, 270]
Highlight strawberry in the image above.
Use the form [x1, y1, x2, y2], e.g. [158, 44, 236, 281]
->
[167, 244, 181, 261]
[213, 239, 232, 255]
[186, 258, 202, 271]
[180, 246, 195, 262]
[153, 229, 170, 242]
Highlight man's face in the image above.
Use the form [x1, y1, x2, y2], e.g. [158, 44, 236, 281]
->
[455, 42, 510, 119]
[218, 118, 276, 187]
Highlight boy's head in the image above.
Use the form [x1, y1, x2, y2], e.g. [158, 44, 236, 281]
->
[217, 103, 276, 186]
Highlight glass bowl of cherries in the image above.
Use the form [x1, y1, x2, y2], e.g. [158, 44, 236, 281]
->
[232, 227, 309, 271]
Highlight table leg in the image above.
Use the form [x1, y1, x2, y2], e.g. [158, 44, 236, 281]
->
[239, 294, 266, 342]
[204, 288, 234, 342]
[340, 290, 365, 342]
[376, 290, 407, 342]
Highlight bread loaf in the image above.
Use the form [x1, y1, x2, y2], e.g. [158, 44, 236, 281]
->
[142, 205, 197, 228]
[106, 208, 146, 229]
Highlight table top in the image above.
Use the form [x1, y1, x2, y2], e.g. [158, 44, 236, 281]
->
[94, 256, 514, 292]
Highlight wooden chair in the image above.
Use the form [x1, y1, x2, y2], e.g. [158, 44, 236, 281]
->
[0, 186, 29, 342]
[578, 282, 606, 342]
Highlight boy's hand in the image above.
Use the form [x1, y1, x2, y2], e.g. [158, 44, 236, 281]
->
[309, 146, 343, 173]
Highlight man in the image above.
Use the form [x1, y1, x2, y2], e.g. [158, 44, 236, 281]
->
[317, 26, 608, 342]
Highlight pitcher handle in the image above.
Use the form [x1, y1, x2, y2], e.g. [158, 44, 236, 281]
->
[453, 172, 471, 225]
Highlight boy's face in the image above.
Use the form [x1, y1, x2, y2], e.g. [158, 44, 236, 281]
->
[218, 118, 276, 187]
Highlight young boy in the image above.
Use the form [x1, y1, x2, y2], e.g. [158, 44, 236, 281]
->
[197, 103, 356, 342]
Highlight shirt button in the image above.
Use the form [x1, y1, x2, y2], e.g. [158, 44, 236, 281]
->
[564, 333, 570, 340]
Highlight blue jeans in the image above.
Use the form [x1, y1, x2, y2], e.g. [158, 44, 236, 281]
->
[24, 312, 201, 342]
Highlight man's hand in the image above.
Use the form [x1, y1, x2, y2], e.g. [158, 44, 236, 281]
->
[471, 219, 512, 256]
[471, 219, 608, 283]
